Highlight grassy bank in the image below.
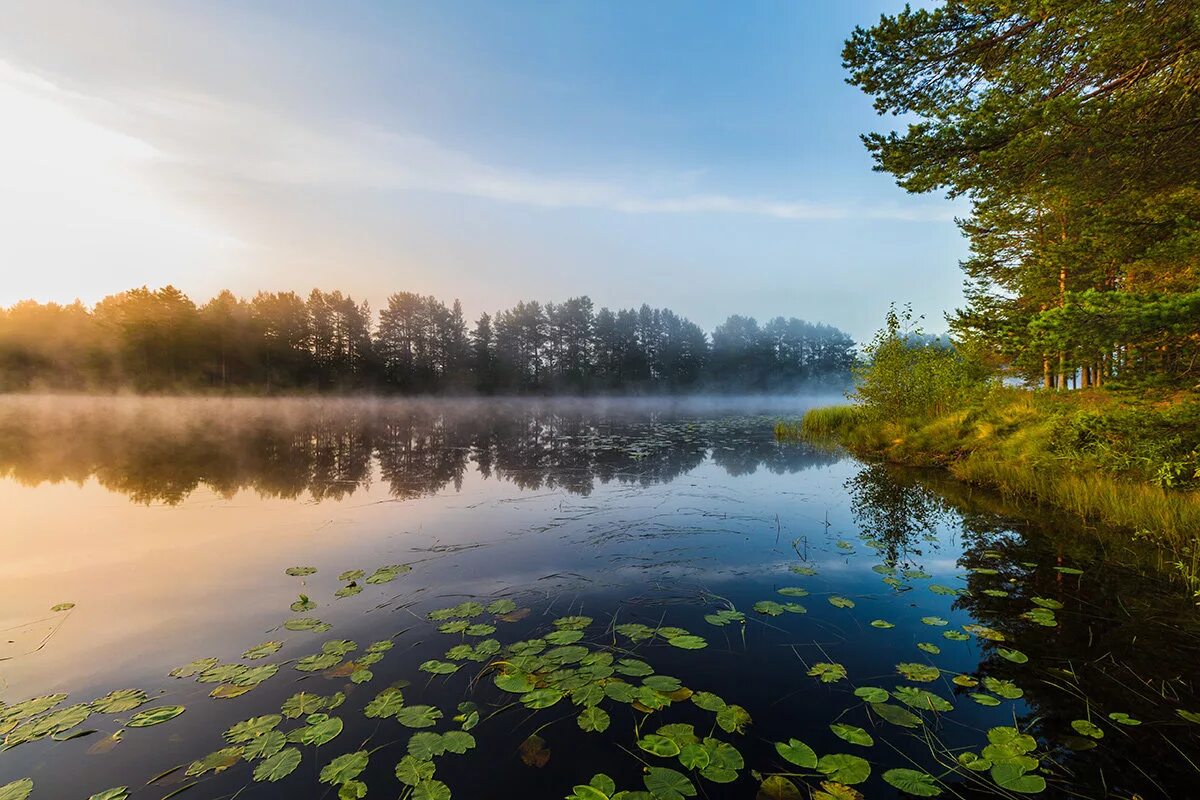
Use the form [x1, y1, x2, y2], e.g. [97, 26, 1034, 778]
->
[785, 388, 1200, 586]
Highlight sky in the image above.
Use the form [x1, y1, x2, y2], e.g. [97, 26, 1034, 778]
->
[0, 0, 966, 342]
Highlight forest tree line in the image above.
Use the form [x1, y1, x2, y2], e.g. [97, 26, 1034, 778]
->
[0, 286, 856, 393]
[844, 1, 1200, 389]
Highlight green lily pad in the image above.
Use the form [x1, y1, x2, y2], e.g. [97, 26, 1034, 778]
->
[253, 747, 301, 782]
[816, 753, 871, 785]
[395, 755, 436, 786]
[830, 723, 873, 747]
[807, 662, 847, 683]
[396, 706, 443, 728]
[638, 734, 681, 757]
[0, 780, 33, 800]
[774, 738, 817, 768]
[643, 767, 696, 800]
[757, 776, 802, 800]
[882, 768, 942, 796]
[91, 690, 147, 714]
[320, 751, 368, 785]
[127, 705, 185, 728]
[578, 706, 610, 733]
[853, 686, 889, 703]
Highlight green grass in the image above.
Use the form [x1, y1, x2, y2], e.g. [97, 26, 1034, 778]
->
[789, 388, 1200, 585]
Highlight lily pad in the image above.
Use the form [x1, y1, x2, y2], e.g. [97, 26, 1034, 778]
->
[775, 738, 817, 768]
[643, 767, 696, 800]
[253, 747, 302, 782]
[127, 705, 185, 728]
[830, 723, 873, 747]
[882, 768, 942, 796]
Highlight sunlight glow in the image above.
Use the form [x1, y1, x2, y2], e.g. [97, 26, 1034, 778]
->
[0, 61, 242, 304]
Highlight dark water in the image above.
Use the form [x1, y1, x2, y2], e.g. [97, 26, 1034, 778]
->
[0, 397, 1197, 800]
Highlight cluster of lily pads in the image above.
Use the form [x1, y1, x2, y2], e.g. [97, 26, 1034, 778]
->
[3, 535, 1200, 800]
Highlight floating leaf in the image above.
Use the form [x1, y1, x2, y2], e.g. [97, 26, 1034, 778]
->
[320, 751, 368, 785]
[870, 619, 894, 629]
[921, 616, 947, 627]
[816, 753, 871, 785]
[1030, 597, 1064, 610]
[942, 630, 969, 641]
[643, 767, 696, 800]
[365, 688, 405, 719]
[395, 755, 436, 786]
[578, 706, 610, 733]
[882, 768, 942, 796]
[413, 780, 451, 800]
[50, 603, 75, 612]
[983, 677, 1024, 699]
[691, 691, 726, 712]
[521, 689, 564, 710]
[929, 584, 958, 596]
[281, 692, 326, 719]
[396, 706, 443, 728]
[186, 747, 242, 777]
[964, 624, 1006, 641]
[757, 776, 802, 800]
[1108, 712, 1141, 726]
[284, 617, 331, 632]
[916, 642, 941, 655]
[366, 564, 410, 584]
[716, 704, 752, 734]
[638, 734, 682, 757]
[91, 690, 147, 714]
[0, 780, 33, 800]
[853, 686, 889, 703]
[807, 662, 847, 683]
[87, 790, 128, 800]
[253, 747, 301, 782]
[828, 596, 855, 609]
[830, 723, 873, 747]
[338, 569, 364, 582]
[285, 567, 316, 576]
[485, 598, 517, 614]
[775, 738, 817, 768]
[243, 730, 287, 760]
[518, 734, 550, 767]
[871, 703, 922, 728]
[679, 742, 710, 770]
[897, 663, 940, 682]
[894, 686, 953, 712]
[971, 693, 1001, 707]
[127, 705, 185, 728]
[668, 634, 707, 650]
[1054, 566, 1084, 575]
[419, 660, 460, 676]
[224, 715, 282, 744]
[1177, 709, 1200, 724]
[1071, 719, 1104, 739]
[170, 658, 219, 678]
[545, 629, 583, 645]
[290, 716, 342, 746]
[296, 653, 341, 672]
[990, 763, 1046, 794]
[998, 648, 1029, 664]
[243, 641, 283, 660]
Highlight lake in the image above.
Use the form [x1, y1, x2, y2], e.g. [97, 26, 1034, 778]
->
[0, 396, 1196, 800]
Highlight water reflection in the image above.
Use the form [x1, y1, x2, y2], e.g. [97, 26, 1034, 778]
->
[0, 397, 839, 504]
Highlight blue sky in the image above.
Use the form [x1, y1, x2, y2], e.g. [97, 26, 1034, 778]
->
[0, 1, 965, 341]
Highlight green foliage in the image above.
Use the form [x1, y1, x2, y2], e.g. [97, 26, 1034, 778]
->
[852, 305, 992, 422]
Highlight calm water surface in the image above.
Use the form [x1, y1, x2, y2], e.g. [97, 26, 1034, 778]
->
[0, 397, 1196, 800]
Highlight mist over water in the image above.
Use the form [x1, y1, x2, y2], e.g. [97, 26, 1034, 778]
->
[0, 396, 1196, 800]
